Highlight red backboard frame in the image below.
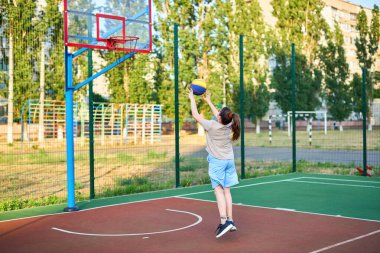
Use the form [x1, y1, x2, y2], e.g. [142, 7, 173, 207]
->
[63, 0, 152, 53]
[96, 14, 126, 43]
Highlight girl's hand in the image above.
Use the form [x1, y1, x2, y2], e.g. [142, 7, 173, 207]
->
[202, 91, 211, 102]
[187, 88, 195, 100]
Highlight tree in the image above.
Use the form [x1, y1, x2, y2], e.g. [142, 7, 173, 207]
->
[271, 0, 328, 63]
[153, 0, 217, 126]
[2, 0, 38, 144]
[319, 23, 351, 130]
[350, 73, 365, 114]
[251, 83, 270, 133]
[270, 50, 322, 113]
[355, 5, 379, 130]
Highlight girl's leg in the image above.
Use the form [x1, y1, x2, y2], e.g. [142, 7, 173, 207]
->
[214, 185, 227, 224]
[223, 187, 233, 220]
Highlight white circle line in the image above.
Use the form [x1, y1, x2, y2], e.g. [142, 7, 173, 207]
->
[51, 209, 202, 237]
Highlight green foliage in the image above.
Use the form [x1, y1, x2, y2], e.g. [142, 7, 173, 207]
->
[100, 178, 172, 197]
[355, 5, 380, 70]
[115, 176, 149, 187]
[271, 0, 328, 62]
[146, 150, 167, 160]
[0, 196, 66, 212]
[251, 83, 271, 122]
[319, 23, 351, 122]
[270, 50, 322, 113]
[349, 73, 372, 114]
[126, 54, 158, 104]
[181, 176, 195, 187]
[354, 5, 379, 110]
[116, 153, 136, 164]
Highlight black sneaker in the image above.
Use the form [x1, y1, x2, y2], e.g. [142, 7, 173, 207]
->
[215, 222, 233, 238]
[228, 220, 237, 232]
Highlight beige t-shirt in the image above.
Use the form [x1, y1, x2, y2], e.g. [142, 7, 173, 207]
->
[199, 118, 234, 160]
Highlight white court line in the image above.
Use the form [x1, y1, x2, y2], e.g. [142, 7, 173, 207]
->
[299, 177, 380, 184]
[177, 178, 297, 197]
[52, 209, 202, 237]
[309, 229, 380, 253]
[175, 196, 380, 223]
[289, 180, 380, 189]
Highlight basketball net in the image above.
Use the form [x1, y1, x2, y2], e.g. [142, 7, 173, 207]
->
[107, 35, 139, 52]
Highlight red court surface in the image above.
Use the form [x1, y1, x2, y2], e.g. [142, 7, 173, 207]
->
[1, 197, 380, 253]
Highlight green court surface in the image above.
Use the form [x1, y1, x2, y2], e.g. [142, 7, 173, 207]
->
[1, 173, 380, 222]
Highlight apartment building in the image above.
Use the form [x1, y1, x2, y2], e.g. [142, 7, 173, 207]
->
[322, 0, 379, 75]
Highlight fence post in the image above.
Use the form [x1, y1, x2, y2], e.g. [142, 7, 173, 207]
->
[239, 34, 245, 179]
[362, 67, 367, 176]
[174, 23, 180, 187]
[268, 116, 272, 144]
[291, 43, 296, 173]
[88, 47, 95, 199]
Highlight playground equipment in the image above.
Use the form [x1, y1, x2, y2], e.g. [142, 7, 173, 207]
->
[20, 100, 162, 145]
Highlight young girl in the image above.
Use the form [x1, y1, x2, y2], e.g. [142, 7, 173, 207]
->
[188, 90, 241, 239]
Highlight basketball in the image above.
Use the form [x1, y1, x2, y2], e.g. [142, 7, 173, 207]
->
[190, 79, 207, 95]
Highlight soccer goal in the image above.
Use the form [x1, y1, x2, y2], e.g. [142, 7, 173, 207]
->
[287, 111, 327, 136]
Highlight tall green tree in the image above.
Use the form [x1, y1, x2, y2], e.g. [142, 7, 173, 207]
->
[270, 0, 326, 119]
[231, 0, 271, 123]
[354, 5, 379, 129]
[44, 0, 65, 102]
[102, 0, 159, 105]
[271, 0, 328, 63]
[319, 23, 351, 130]
[270, 50, 322, 113]
[350, 73, 366, 115]
[2, 0, 38, 143]
[251, 83, 271, 133]
[153, 0, 217, 125]
[36, 0, 63, 144]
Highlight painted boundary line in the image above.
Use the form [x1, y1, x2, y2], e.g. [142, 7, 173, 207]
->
[289, 180, 380, 189]
[2, 175, 379, 223]
[51, 209, 203, 237]
[298, 177, 380, 184]
[309, 229, 380, 253]
[175, 196, 380, 223]
[177, 178, 297, 197]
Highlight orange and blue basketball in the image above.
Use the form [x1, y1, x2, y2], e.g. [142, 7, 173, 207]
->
[190, 79, 207, 95]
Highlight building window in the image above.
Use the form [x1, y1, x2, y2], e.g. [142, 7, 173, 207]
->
[341, 23, 350, 32]
[350, 13, 357, 21]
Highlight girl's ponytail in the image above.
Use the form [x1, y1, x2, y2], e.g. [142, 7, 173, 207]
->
[231, 113, 241, 141]
[219, 107, 241, 141]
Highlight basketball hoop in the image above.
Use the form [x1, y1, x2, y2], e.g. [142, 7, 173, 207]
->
[106, 35, 139, 51]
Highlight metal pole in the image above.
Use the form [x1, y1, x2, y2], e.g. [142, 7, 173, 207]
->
[239, 35, 245, 179]
[64, 47, 78, 212]
[362, 67, 367, 176]
[291, 43, 296, 173]
[269, 116, 272, 144]
[174, 23, 180, 187]
[88, 48, 95, 199]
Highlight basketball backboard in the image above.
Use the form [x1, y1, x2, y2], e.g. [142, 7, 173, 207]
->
[64, 0, 152, 53]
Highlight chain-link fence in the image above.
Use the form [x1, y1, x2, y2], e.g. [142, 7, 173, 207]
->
[1, 17, 379, 212]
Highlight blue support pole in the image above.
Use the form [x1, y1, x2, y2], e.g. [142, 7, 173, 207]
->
[64, 47, 79, 212]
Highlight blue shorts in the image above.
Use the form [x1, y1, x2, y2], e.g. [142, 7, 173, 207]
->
[207, 154, 239, 189]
